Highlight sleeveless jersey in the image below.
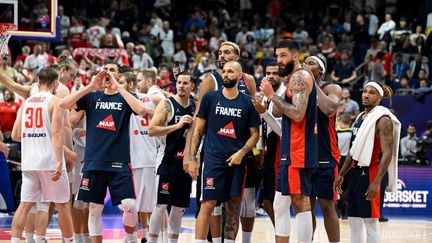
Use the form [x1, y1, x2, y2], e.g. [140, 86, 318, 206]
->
[211, 72, 251, 95]
[317, 82, 341, 168]
[21, 92, 65, 171]
[198, 90, 261, 162]
[158, 96, 195, 175]
[130, 93, 158, 169]
[351, 114, 382, 167]
[280, 67, 318, 168]
[76, 91, 134, 172]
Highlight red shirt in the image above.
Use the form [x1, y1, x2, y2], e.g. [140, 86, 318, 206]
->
[0, 101, 21, 133]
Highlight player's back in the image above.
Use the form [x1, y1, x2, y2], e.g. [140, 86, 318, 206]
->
[21, 91, 61, 171]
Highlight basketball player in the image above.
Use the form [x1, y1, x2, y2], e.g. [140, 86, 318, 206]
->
[305, 54, 341, 243]
[147, 72, 195, 243]
[335, 82, 400, 243]
[251, 62, 285, 226]
[59, 63, 151, 243]
[260, 40, 318, 243]
[188, 61, 260, 243]
[10, 67, 74, 243]
[185, 41, 257, 243]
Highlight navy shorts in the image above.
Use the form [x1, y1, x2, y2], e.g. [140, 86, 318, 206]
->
[347, 165, 386, 219]
[244, 152, 259, 188]
[77, 168, 135, 206]
[276, 164, 312, 196]
[157, 173, 192, 208]
[310, 167, 338, 200]
[201, 159, 246, 202]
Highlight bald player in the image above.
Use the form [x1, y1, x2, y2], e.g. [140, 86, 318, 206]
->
[188, 61, 260, 243]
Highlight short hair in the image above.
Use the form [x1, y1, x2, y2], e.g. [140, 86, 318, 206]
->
[220, 41, 240, 55]
[122, 72, 137, 86]
[177, 71, 192, 79]
[275, 39, 300, 52]
[104, 62, 120, 72]
[119, 65, 133, 73]
[141, 68, 156, 84]
[266, 62, 278, 68]
[38, 67, 59, 86]
[408, 123, 416, 128]
[339, 113, 351, 124]
[57, 54, 76, 71]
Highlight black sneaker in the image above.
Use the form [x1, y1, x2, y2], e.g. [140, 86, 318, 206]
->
[379, 217, 389, 222]
[141, 238, 148, 243]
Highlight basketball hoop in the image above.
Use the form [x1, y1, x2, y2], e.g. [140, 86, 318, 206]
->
[0, 23, 17, 57]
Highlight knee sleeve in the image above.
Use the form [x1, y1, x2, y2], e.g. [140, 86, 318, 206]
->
[168, 206, 186, 235]
[240, 188, 256, 218]
[211, 205, 222, 216]
[149, 204, 168, 235]
[296, 211, 313, 243]
[36, 202, 50, 213]
[364, 218, 379, 243]
[348, 217, 365, 243]
[88, 203, 104, 236]
[273, 191, 291, 237]
[121, 198, 138, 227]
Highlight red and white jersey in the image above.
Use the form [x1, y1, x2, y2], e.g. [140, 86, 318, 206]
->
[21, 92, 65, 171]
[129, 93, 158, 168]
[72, 117, 86, 162]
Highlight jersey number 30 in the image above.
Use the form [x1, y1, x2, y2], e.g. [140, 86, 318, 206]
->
[25, 107, 43, 128]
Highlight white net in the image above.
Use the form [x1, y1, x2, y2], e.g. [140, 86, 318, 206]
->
[0, 23, 16, 57]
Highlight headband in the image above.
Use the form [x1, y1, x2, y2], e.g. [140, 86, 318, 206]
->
[365, 81, 384, 96]
[305, 56, 326, 75]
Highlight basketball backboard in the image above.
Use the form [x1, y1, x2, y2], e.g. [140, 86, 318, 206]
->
[0, 0, 60, 41]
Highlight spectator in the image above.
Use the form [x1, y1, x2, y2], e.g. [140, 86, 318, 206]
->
[183, 11, 205, 33]
[413, 36, 427, 56]
[392, 17, 411, 40]
[14, 45, 31, 64]
[416, 79, 431, 94]
[370, 51, 386, 83]
[125, 42, 135, 66]
[173, 42, 187, 70]
[188, 29, 208, 57]
[331, 51, 357, 87]
[0, 89, 21, 141]
[87, 18, 106, 48]
[409, 54, 429, 86]
[337, 33, 354, 56]
[377, 13, 396, 42]
[400, 124, 418, 161]
[68, 16, 85, 49]
[410, 25, 427, 46]
[339, 88, 360, 121]
[209, 29, 227, 54]
[392, 53, 411, 82]
[0, 54, 17, 83]
[420, 120, 432, 164]
[71, 75, 85, 93]
[235, 22, 250, 44]
[58, 5, 70, 41]
[293, 20, 309, 43]
[352, 14, 370, 65]
[23, 44, 46, 77]
[185, 57, 200, 80]
[364, 38, 380, 67]
[99, 33, 119, 48]
[365, 5, 379, 36]
[132, 45, 154, 70]
[156, 21, 175, 59]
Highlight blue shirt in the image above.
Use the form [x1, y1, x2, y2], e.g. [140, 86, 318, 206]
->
[198, 90, 260, 163]
[76, 91, 134, 172]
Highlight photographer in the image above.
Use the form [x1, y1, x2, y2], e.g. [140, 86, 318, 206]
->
[400, 123, 418, 162]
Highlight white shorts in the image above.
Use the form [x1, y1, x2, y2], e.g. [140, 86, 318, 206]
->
[133, 167, 157, 212]
[21, 171, 70, 203]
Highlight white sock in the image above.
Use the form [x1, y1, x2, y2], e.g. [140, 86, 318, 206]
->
[329, 242, 341, 243]
[35, 235, 46, 243]
[194, 240, 206, 243]
[25, 232, 35, 243]
[162, 231, 168, 243]
[348, 217, 365, 243]
[64, 236, 74, 242]
[212, 237, 222, 243]
[83, 233, 90, 243]
[242, 231, 252, 242]
[168, 239, 178, 243]
[225, 239, 236, 243]
[11, 237, 20, 243]
[142, 227, 149, 239]
[296, 211, 313, 243]
[147, 235, 158, 243]
[125, 231, 138, 242]
[364, 218, 379, 243]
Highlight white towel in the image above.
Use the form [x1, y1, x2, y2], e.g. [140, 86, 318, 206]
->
[350, 106, 401, 192]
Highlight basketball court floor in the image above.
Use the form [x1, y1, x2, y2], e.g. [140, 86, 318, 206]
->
[0, 215, 430, 242]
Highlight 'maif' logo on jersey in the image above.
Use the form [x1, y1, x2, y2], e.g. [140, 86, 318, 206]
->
[217, 121, 236, 139]
[96, 114, 116, 131]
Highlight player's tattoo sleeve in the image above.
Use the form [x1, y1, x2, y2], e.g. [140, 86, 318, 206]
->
[376, 116, 394, 183]
[189, 117, 206, 161]
[224, 197, 241, 240]
[164, 99, 172, 114]
[270, 71, 310, 122]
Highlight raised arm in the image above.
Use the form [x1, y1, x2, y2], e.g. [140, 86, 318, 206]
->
[262, 69, 313, 122]
[148, 99, 192, 137]
[366, 116, 394, 200]
[0, 72, 32, 99]
[316, 83, 342, 117]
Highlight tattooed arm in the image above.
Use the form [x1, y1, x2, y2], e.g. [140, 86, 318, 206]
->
[187, 116, 207, 179]
[148, 99, 192, 137]
[316, 82, 342, 117]
[270, 70, 313, 122]
[366, 116, 394, 200]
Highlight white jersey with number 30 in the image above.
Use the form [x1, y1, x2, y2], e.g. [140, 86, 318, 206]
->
[130, 93, 158, 168]
[21, 92, 65, 171]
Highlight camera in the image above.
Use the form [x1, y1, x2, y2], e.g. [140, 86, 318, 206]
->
[415, 137, 432, 165]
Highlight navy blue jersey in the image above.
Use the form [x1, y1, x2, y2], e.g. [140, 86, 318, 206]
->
[280, 68, 318, 168]
[158, 97, 195, 176]
[212, 72, 251, 95]
[198, 90, 260, 162]
[76, 91, 134, 172]
[317, 82, 341, 168]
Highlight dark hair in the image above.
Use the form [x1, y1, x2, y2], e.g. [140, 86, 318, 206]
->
[57, 54, 76, 71]
[119, 65, 133, 73]
[339, 113, 351, 124]
[104, 62, 120, 72]
[376, 51, 385, 60]
[122, 72, 137, 86]
[370, 81, 394, 107]
[38, 67, 59, 86]
[266, 62, 278, 68]
[408, 123, 416, 128]
[275, 39, 300, 53]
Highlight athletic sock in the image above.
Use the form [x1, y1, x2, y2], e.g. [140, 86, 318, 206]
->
[82, 233, 90, 243]
[168, 239, 178, 243]
[212, 237, 222, 243]
[35, 235, 46, 243]
[25, 232, 35, 243]
[242, 231, 252, 242]
[64, 236, 74, 242]
[224, 239, 236, 243]
[194, 240, 206, 243]
[125, 232, 138, 242]
[147, 235, 158, 243]
[162, 231, 168, 243]
[142, 227, 149, 239]
[11, 237, 20, 243]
